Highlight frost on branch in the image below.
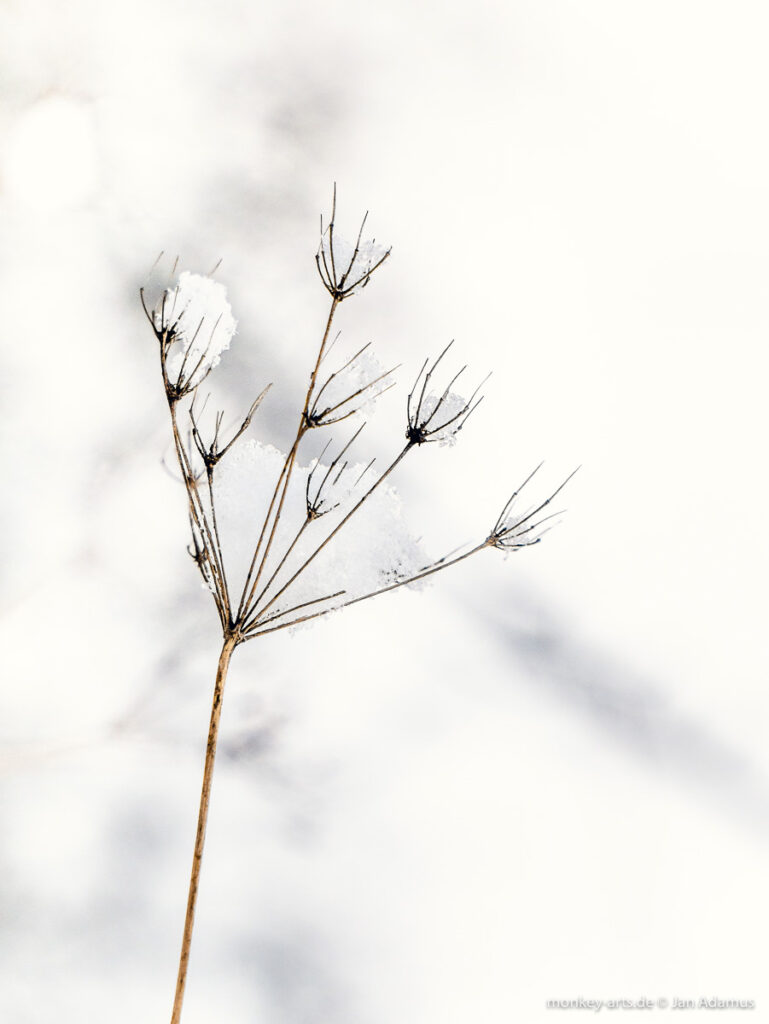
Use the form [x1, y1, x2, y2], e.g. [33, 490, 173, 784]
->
[155, 272, 237, 393]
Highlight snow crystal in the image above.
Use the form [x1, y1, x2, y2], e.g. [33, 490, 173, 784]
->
[158, 272, 237, 389]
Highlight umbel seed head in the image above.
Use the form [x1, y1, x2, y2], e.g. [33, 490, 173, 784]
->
[315, 185, 391, 300]
[406, 341, 488, 447]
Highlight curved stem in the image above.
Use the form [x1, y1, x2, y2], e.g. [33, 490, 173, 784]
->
[170, 634, 238, 1024]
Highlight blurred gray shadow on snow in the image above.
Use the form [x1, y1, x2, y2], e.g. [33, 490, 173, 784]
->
[235, 929, 360, 1024]
[479, 588, 769, 840]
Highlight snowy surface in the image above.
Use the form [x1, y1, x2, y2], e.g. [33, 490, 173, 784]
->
[1, 2, 769, 1022]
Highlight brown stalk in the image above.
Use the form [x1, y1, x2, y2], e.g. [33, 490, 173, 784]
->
[170, 633, 237, 1024]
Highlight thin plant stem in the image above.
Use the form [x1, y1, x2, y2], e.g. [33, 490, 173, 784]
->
[170, 633, 238, 1024]
[237, 295, 339, 621]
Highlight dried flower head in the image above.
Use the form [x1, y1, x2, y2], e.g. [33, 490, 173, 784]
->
[489, 464, 579, 551]
[306, 343, 398, 427]
[143, 189, 575, 1024]
[305, 427, 374, 519]
[406, 342, 487, 447]
[316, 186, 391, 300]
[144, 271, 237, 398]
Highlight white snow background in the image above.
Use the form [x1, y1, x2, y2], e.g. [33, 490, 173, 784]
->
[1, 2, 768, 1022]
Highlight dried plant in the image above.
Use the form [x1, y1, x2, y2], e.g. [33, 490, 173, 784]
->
[141, 188, 574, 1024]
